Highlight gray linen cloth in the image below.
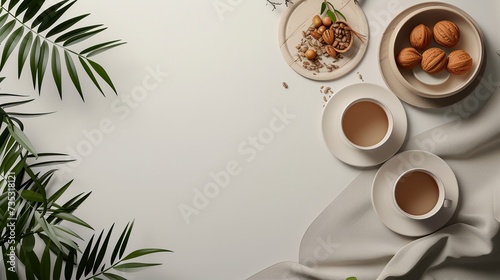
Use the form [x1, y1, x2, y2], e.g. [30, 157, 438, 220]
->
[248, 87, 500, 280]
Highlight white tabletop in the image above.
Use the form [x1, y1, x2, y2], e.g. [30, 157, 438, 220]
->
[3, 0, 499, 279]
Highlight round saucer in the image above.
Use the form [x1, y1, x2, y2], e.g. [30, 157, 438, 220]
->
[371, 150, 459, 237]
[322, 83, 407, 167]
[379, 2, 485, 108]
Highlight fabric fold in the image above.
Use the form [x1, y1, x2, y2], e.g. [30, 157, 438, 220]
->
[248, 89, 500, 279]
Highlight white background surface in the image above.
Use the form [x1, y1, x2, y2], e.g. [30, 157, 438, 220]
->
[2, 0, 499, 279]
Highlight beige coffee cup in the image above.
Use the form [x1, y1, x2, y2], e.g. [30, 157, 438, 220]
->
[393, 168, 452, 220]
[341, 98, 394, 151]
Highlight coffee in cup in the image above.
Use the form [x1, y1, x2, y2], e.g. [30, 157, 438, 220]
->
[341, 98, 393, 150]
[393, 169, 452, 220]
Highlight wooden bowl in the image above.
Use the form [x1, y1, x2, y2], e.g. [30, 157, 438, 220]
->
[332, 20, 354, 53]
[389, 5, 483, 99]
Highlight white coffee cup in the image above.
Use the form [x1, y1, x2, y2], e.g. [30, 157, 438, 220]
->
[393, 168, 452, 220]
[341, 98, 394, 151]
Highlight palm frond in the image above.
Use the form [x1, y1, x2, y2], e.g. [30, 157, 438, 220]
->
[0, 0, 124, 100]
[1, 100, 171, 279]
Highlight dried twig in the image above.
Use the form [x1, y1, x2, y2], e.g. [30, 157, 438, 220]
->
[267, 0, 294, 10]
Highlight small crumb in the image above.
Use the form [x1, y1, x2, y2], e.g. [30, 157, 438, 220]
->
[323, 96, 328, 102]
[357, 71, 365, 82]
[497, 50, 500, 56]
[282, 82, 289, 89]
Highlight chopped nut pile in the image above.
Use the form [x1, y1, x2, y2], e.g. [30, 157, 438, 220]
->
[295, 18, 350, 74]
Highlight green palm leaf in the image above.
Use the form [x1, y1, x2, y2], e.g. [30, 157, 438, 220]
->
[93, 224, 114, 274]
[55, 24, 103, 43]
[53, 253, 63, 280]
[34, 212, 65, 253]
[113, 262, 162, 273]
[37, 41, 49, 93]
[0, 26, 23, 70]
[17, 31, 33, 78]
[29, 36, 41, 89]
[63, 27, 107, 47]
[6, 121, 37, 156]
[102, 273, 126, 280]
[88, 59, 117, 94]
[46, 13, 89, 38]
[64, 50, 83, 100]
[110, 221, 130, 264]
[51, 47, 62, 97]
[85, 230, 105, 275]
[31, 0, 72, 31]
[0, 14, 8, 27]
[79, 57, 103, 96]
[15, 0, 32, 16]
[65, 249, 75, 280]
[0, 20, 15, 43]
[40, 242, 52, 280]
[22, 0, 45, 23]
[76, 234, 93, 279]
[8, 0, 20, 11]
[80, 40, 122, 56]
[1, 0, 124, 99]
[122, 248, 173, 261]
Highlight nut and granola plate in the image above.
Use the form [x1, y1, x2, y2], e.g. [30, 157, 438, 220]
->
[278, 0, 369, 81]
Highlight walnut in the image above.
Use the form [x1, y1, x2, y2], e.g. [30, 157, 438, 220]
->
[409, 24, 432, 50]
[447, 50, 473, 75]
[421, 48, 448, 73]
[324, 45, 337, 57]
[322, 29, 335, 45]
[433, 20, 460, 48]
[396, 47, 422, 69]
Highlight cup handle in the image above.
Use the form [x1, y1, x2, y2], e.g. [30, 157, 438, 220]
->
[443, 199, 452, 208]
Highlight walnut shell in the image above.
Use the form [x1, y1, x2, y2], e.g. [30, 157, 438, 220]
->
[324, 45, 337, 57]
[447, 50, 473, 75]
[322, 29, 335, 45]
[421, 48, 448, 73]
[409, 24, 432, 50]
[433, 20, 460, 48]
[396, 47, 422, 69]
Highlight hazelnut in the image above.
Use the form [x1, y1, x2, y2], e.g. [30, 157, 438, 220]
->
[421, 48, 448, 73]
[409, 24, 432, 50]
[317, 25, 327, 34]
[447, 50, 473, 75]
[312, 15, 322, 28]
[396, 48, 422, 69]
[322, 16, 333, 28]
[305, 49, 317, 60]
[433, 20, 460, 48]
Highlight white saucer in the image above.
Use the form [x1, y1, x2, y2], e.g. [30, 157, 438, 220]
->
[321, 83, 407, 167]
[371, 150, 459, 237]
